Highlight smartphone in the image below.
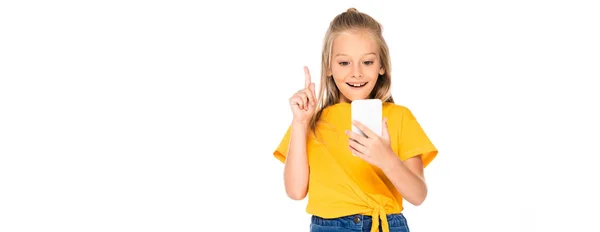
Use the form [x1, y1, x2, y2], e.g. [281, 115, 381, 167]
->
[351, 99, 382, 138]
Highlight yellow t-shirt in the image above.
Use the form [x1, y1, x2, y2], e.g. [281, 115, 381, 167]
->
[273, 102, 438, 232]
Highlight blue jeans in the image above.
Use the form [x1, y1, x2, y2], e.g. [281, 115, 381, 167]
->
[309, 213, 410, 232]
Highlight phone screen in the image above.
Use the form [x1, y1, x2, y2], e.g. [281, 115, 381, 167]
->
[351, 99, 382, 138]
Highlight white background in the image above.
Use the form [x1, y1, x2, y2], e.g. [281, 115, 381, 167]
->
[1, 0, 599, 231]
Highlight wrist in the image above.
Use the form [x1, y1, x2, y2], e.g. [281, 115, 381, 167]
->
[291, 121, 310, 134]
[292, 120, 310, 128]
[380, 153, 402, 173]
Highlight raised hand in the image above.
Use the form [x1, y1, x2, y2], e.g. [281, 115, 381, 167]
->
[289, 66, 317, 124]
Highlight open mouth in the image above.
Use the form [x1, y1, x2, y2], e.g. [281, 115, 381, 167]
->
[347, 82, 368, 88]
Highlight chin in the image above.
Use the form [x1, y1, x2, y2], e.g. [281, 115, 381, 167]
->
[347, 96, 369, 102]
[340, 90, 374, 102]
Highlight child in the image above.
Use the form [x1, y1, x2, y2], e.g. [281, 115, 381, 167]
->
[273, 8, 438, 232]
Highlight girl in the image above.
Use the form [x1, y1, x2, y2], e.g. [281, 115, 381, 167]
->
[273, 8, 438, 232]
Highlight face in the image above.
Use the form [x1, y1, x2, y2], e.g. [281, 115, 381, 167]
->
[328, 30, 385, 103]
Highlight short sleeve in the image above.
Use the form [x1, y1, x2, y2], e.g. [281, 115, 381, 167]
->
[273, 126, 292, 163]
[398, 107, 438, 168]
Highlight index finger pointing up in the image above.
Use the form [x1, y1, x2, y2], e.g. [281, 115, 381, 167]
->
[304, 66, 312, 88]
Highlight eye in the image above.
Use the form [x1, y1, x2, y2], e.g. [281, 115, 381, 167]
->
[363, 61, 374, 65]
[338, 61, 349, 66]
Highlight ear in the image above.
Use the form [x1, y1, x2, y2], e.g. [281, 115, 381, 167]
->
[379, 66, 385, 76]
[326, 68, 332, 77]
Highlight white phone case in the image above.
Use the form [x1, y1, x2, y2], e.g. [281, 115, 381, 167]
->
[351, 99, 383, 138]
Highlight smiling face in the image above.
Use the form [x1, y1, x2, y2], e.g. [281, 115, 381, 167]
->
[327, 29, 385, 103]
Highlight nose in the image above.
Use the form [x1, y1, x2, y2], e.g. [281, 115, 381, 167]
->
[351, 64, 363, 78]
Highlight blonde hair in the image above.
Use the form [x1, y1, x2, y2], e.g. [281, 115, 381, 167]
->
[309, 7, 395, 134]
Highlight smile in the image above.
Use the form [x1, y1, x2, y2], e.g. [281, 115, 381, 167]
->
[347, 82, 368, 88]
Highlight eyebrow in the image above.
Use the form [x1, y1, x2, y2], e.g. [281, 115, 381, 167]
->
[335, 52, 377, 57]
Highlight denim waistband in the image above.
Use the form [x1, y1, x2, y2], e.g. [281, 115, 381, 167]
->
[311, 213, 408, 230]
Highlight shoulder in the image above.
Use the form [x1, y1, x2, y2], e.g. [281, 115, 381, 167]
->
[383, 102, 415, 119]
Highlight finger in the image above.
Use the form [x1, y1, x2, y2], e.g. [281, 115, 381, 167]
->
[349, 145, 369, 159]
[299, 92, 308, 110]
[291, 91, 307, 109]
[290, 96, 303, 109]
[348, 138, 366, 154]
[349, 145, 360, 156]
[345, 129, 368, 145]
[382, 117, 390, 141]
[304, 66, 311, 88]
[352, 120, 377, 139]
[303, 87, 315, 107]
[294, 93, 307, 110]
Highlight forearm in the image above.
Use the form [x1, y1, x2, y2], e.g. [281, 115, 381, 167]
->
[283, 121, 310, 200]
[381, 155, 427, 206]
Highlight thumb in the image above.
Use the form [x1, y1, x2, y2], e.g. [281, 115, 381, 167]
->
[382, 117, 390, 141]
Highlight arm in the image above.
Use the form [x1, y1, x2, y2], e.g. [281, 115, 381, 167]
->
[381, 155, 427, 206]
[283, 121, 310, 200]
[347, 119, 430, 206]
